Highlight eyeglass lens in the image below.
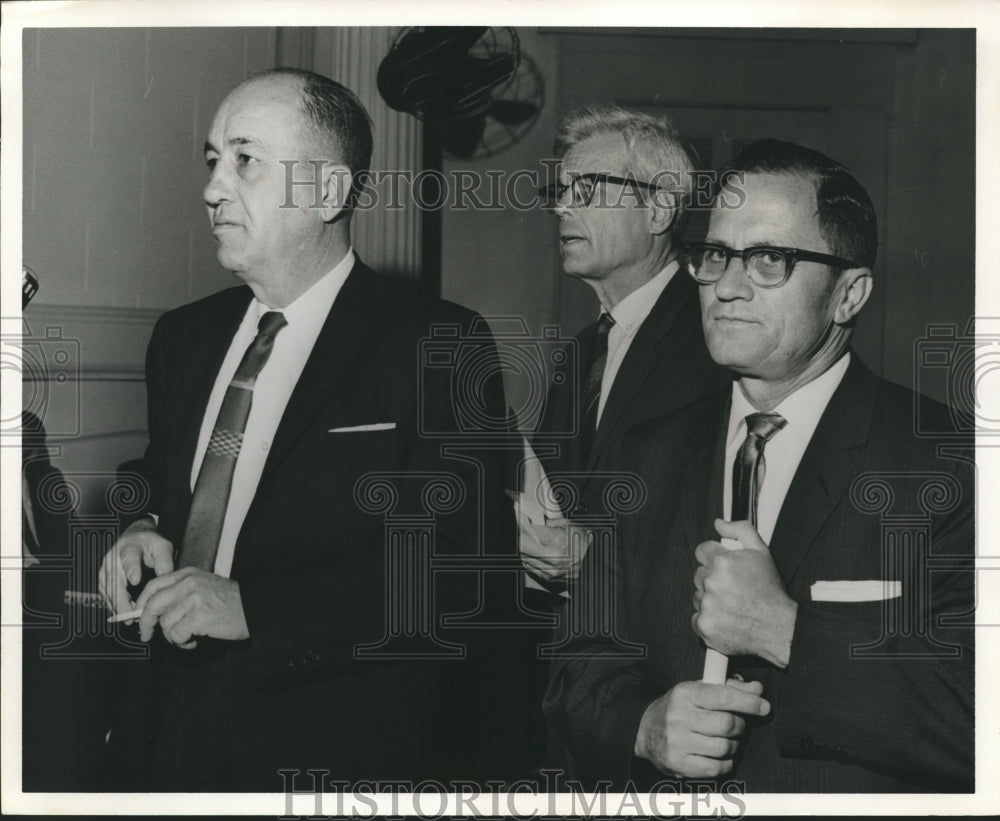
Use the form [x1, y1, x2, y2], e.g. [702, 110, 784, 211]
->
[688, 245, 789, 285]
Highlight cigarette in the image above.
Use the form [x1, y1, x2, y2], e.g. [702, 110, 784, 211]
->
[108, 608, 143, 623]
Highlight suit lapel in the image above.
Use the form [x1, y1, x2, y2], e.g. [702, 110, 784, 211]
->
[551, 323, 597, 475]
[677, 392, 730, 551]
[587, 337, 654, 470]
[767, 355, 876, 583]
[588, 273, 700, 469]
[259, 260, 383, 483]
[636, 392, 728, 673]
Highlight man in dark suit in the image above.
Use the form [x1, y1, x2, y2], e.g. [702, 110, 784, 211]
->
[515, 105, 728, 777]
[545, 140, 974, 792]
[522, 103, 728, 590]
[97, 68, 517, 789]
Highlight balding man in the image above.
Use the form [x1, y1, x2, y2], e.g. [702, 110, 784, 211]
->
[99, 69, 517, 789]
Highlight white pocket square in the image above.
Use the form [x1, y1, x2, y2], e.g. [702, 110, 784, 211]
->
[327, 422, 396, 433]
[810, 580, 901, 602]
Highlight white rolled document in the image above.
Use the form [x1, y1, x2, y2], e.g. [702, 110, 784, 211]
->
[519, 436, 562, 523]
[518, 436, 566, 593]
[701, 537, 743, 684]
[702, 648, 731, 684]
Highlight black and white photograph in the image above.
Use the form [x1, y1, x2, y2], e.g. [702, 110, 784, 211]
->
[2, 1, 997, 816]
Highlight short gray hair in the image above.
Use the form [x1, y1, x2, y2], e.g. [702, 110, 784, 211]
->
[555, 103, 694, 226]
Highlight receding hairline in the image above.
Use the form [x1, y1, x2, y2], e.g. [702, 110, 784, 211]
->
[220, 73, 338, 157]
[731, 168, 824, 204]
[712, 169, 823, 221]
[222, 71, 304, 106]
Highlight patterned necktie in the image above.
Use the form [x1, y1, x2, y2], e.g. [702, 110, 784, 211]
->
[579, 312, 615, 462]
[731, 412, 787, 527]
[179, 311, 287, 571]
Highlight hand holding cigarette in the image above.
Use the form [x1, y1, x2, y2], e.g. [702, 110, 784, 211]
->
[108, 608, 144, 624]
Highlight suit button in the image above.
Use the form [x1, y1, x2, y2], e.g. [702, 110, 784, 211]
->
[798, 735, 814, 751]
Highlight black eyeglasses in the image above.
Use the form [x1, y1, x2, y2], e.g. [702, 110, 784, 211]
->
[537, 173, 662, 210]
[683, 242, 859, 289]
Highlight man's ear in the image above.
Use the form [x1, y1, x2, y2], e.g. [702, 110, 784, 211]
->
[647, 189, 680, 236]
[833, 267, 873, 325]
[318, 163, 353, 223]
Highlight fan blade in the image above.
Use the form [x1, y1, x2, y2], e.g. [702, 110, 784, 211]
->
[379, 28, 490, 113]
[377, 26, 521, 124]
[392, 27, 489, 69]
[489, 99, 539, 126]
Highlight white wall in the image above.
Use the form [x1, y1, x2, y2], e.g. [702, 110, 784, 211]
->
[22, 28, 279, 481]
[438, 29, 563, 423]
[439, 29, 975, 406]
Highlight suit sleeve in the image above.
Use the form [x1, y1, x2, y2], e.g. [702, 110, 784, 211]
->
[136, 314, 172, 523]
[542, 540, 658, 788]
[773, 456, 975, 789]
[542, 431, 667, 789]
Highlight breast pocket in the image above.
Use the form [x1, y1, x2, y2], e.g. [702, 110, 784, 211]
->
[323, 422, 409, 478]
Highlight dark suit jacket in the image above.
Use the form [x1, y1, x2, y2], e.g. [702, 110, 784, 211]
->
[544, 355, 975, 792]
[520, 269, 729, 773]
[110, 260, 521, 789]
[533, 270, 730, 521]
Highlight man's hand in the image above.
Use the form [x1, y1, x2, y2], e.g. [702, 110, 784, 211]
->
[634, 678, 770, 778]
[518, 514, 593, 584]
[693, 518, 798, 667]
[134, 568, 249, 649]
[98, 516, 174, 618]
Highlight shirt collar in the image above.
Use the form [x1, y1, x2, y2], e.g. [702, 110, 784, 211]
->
[250, 249, 355, 340]
[727, 351, 851, 447]
[606, 260, 679, 338]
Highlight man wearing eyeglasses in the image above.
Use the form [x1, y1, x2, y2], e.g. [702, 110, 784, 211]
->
[521, 103, 728, 593]
[545, 140, 974, 792]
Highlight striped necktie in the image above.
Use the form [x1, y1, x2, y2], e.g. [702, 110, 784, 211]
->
[178, 311, 287, 571]
[731, 412, 787, 526]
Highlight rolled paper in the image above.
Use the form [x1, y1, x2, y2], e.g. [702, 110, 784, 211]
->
[701, 537, 742, 683]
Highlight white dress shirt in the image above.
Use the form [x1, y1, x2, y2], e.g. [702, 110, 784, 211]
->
[190, 250, 355, 577]
[722, 352, 850, 544]
[597, 260, 679, 424]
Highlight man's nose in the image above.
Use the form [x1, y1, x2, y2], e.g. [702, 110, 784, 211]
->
[203, 160, 232, 207]
[553, 189, 580, 217]
[713, 254, 755, 301]
[550, 178, 580, 215]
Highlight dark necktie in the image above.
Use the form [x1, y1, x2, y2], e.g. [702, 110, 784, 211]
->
[731, 411, 787, 527]
[579, 312, 615, 462]
[179, 311, 287, 571]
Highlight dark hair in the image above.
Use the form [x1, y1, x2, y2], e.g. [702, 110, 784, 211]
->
[720, 139, 878, 269]
[256, 68, 374, 204]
